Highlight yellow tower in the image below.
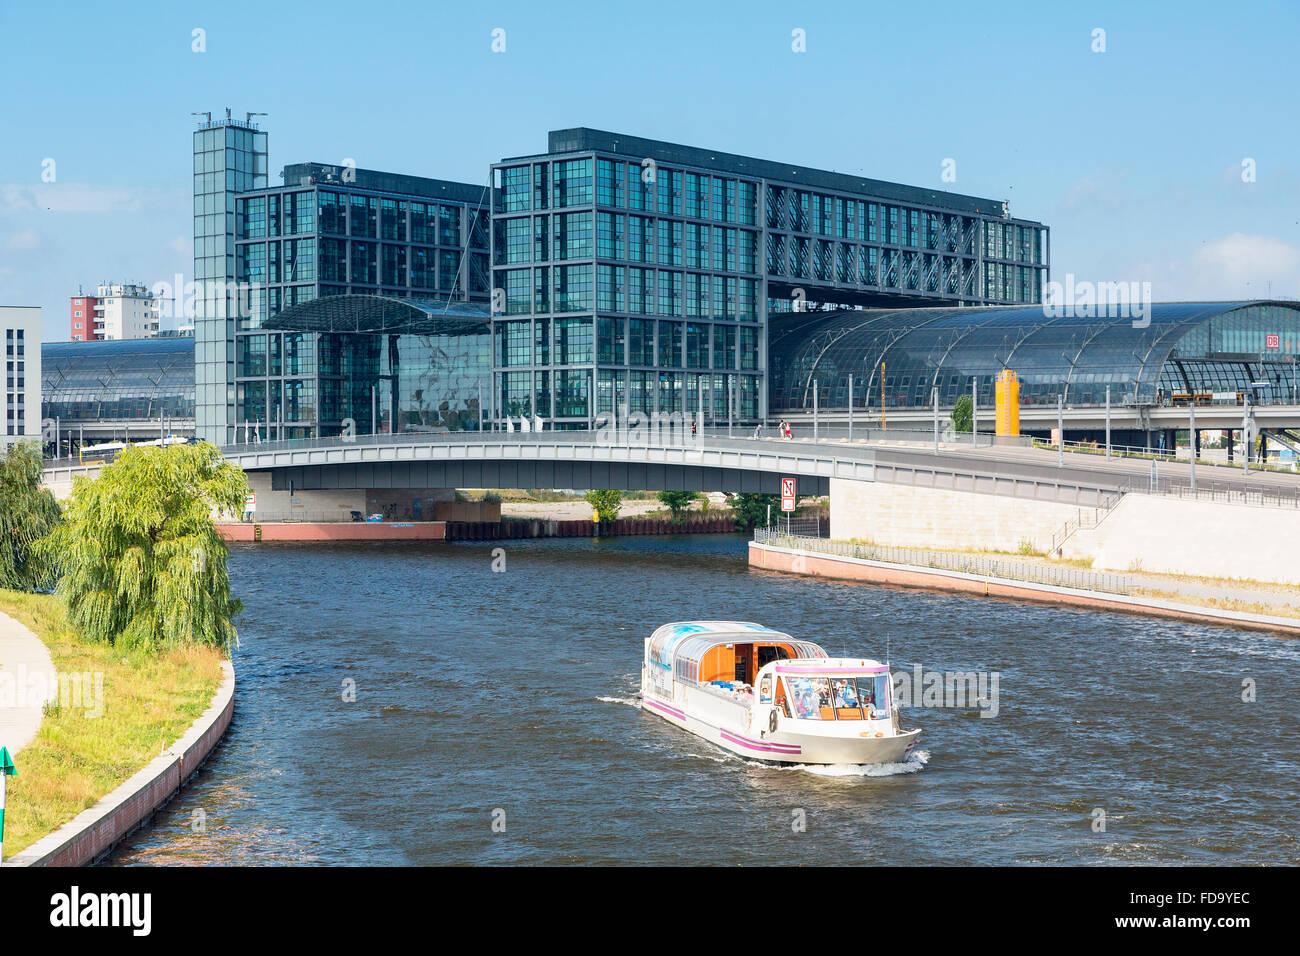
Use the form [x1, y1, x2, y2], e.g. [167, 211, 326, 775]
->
[995, 369, 1020, 436]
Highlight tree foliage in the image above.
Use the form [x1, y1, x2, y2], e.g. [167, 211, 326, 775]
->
[584, 489, 623, 523]
[38, 442, 250, 653]
[951, 394, 973, 433]
[0, 441, 62, 591]
[730, 493, 778, 530]
[656, 490, 699, 524]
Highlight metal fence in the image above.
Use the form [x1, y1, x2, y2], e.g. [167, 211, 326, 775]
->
[1113, 474, 1300, 509]
[753, 527, 1133, 596]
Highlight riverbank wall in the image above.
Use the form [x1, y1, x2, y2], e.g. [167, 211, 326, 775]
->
[749, 540, 1300, 637]
[219, 521, 447, 542]
[220, 513, 827, 542]
[7, 660, 236, 867]
[448, 513, 827, 540]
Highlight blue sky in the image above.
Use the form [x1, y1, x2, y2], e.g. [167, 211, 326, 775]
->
[2, 0, 1298, 340]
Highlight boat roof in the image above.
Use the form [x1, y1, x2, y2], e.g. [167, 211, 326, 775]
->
[648, 621, 826, 670]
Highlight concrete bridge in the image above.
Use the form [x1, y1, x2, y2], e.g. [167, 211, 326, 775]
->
[43, 427, 1300, 503]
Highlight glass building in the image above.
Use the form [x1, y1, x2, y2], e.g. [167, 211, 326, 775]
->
[195, 109, 492, 443]
[229, 163, 491, 441]
[490, 128, 1049, 427]
[768, 301, 1300, 413]
[42, 337, 196, 442]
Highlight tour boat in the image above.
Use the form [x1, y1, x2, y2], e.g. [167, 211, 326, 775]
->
[639, 621, 920, 765]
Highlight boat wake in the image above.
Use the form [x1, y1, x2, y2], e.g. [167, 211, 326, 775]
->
[771, 749, 931, 778]
[596, 695, 641, 708]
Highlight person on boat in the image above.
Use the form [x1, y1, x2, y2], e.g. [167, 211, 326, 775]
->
[836, 679, 858, 708]
[816, 679, 833, 708]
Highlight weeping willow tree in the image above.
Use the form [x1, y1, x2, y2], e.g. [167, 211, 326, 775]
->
[38, 441, 250, 653]
[0, 440, 62, 590]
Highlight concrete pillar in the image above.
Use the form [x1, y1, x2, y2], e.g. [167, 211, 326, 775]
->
[1227, 428, 1234, 461]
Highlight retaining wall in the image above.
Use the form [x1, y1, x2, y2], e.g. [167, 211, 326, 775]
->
[1063, 493, 1300, 585]
[830, 477, 1079, 552]
[8, 660, 236, 867]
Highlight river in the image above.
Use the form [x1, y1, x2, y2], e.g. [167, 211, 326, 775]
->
[108, 534, 1299, 865]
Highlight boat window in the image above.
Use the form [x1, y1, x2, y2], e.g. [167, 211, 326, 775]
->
[785, 677, 828, 719]
[784, 675, 890, 719]
[869, 674, 891, 719]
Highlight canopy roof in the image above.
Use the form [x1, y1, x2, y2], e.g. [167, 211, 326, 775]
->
[263, 294, 491, 336]
[647, 621, 826, 673]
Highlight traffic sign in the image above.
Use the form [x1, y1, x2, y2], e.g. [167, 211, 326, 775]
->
[781, 477, 796, 512]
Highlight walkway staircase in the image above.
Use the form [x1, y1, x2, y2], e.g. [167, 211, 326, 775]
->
[1048, 489, 1126, 558]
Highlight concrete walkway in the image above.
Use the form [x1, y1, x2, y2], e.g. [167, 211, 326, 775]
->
[0, 611, 55, 756]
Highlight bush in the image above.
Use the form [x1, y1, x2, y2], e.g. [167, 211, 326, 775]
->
[656, 490, 699, 524]
[0, 441, 61, 591]
[951, 394, 973, 433]
[584, 489, 623, 523]
[730, 493, 778, 531]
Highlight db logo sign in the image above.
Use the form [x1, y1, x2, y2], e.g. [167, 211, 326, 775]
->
[1265, 333, 1280, 350]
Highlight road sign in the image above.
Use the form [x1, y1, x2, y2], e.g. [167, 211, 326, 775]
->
[1266, 333, 1280, 350]
[245, 493, 256, 513]
[781, 477, 796, 512]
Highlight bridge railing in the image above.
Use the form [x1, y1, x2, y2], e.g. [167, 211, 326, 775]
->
[217, 428, 895, 462]
[753, 528, 1133, 597]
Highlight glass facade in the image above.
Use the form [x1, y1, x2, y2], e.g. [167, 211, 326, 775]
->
[491, 129, 1049, 424]
[767, 302, 1300, 413]
[193, 116, 267, 444]
[223, 160, 490, 440]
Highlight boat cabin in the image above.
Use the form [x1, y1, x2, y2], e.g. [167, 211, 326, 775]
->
[765, 659, 893, 722]
[645, 621, 827, 699]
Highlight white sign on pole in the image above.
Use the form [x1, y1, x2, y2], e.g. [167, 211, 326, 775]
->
[780, 477, 796, 512]
[245, 493, 257, 513]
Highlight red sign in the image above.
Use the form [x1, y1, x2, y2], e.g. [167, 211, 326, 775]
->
[781, 477, 796, 512]
[1266, 333, 1280, 350]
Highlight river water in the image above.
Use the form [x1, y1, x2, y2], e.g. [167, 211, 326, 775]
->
[108, 534, 1299, 865]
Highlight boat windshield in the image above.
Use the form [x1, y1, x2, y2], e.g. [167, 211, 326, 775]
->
[782, 675, 890, 720]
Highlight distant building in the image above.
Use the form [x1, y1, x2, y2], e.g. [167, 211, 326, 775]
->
[69, 283, 161, 341]
[0, 306, 41, 447]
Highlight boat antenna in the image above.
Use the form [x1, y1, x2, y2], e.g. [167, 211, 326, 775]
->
[886, 633, 890, 668]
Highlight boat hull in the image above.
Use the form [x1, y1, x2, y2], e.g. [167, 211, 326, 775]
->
[641, 692, 921, 766]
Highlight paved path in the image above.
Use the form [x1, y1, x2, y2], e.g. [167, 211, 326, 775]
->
[0, 611, 55, 756]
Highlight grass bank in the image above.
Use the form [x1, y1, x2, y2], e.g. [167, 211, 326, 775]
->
[0, 590, 223, 859]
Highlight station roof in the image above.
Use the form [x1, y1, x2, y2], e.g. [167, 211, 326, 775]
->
[768, 300, 1300, 409]
[42, 337, 196, 421]
[263, 294, 492, 336]
[43, 337, 196, 389]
